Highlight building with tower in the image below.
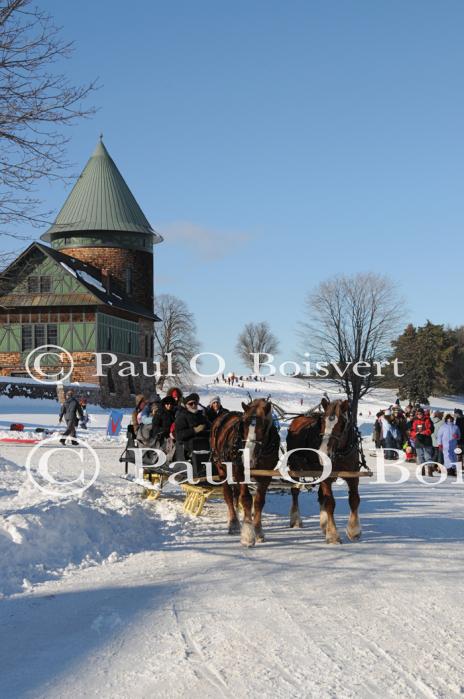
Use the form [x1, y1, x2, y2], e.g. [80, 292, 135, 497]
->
[0, 138, 163, 406]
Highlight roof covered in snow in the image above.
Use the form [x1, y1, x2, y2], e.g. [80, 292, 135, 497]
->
[0, 243, 161, 322]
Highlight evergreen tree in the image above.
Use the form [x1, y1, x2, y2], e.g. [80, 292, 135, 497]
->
[392, 322, 455, 403]
[444, 326, 464, 394]
[392, 324, 418, 402]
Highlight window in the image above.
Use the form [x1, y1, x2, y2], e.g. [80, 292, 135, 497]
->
[27, 276, 52, 293]
[22, 325, 32, 351]
[35, 324, 46, 346]
[40, 276, 52, 293]
[21, 324, 58, 351]
[47, 324, 58, 345]
[28, 277, 39, 293]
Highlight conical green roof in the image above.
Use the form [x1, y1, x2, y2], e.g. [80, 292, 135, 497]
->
[41, 138, 162, 243]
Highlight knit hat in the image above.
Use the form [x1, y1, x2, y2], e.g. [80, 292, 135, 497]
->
[161, 396, 176, 407]
[184, 393, 199, 404]
[135, 394, 145, 409]
[168, 387, 183, 400]
[209, 396, 221, 406]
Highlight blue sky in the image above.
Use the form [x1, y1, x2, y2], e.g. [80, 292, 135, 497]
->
[3, 1, 464, 373]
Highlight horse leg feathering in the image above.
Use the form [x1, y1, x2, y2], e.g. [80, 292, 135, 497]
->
[289, 487, 303, 528]
[318, 480, 341, 544]
[346, 478, 362, 541]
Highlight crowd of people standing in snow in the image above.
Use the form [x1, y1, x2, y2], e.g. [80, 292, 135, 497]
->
[373, 403, 464, 475]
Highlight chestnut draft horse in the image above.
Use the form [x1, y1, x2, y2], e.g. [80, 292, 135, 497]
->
[287, 398, 362, 544]
[210, 398, 280, 547]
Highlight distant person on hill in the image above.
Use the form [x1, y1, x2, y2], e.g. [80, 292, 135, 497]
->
[59, 389, 84, 446]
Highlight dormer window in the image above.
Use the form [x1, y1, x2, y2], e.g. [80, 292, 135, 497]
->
[40, 276, 51, 292]
[27, 276, 52, 293]
[27, 277, 39, 293]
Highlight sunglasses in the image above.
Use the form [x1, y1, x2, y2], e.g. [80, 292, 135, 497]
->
[187, 401, 198, 406]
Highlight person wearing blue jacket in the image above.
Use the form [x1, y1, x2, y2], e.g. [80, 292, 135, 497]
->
[437, 415, 461, 473]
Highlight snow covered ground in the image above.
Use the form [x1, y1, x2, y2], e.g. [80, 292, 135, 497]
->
[1, 377, 464, 698]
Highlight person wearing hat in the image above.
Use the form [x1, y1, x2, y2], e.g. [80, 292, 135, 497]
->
[373, 411, 384, 449]
[166, 386, 183, 412]
[453, 409, 464, 456]
[132, 394, 146, 428]
[151, 395, 177, 445]
[205, 396, 228, 424]
[431, 411, 445, 465]
[59, 389, 84, 446]
[174, 393, 210, 459]
[410, 408, 434, 473]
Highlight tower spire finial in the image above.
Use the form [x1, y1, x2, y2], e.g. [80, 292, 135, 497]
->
[99, 132, 103, 141]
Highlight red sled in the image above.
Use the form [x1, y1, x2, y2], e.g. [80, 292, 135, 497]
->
[9, 423, 25, 432]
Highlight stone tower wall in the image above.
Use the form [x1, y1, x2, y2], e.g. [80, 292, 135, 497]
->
[63, 247, 154, 311]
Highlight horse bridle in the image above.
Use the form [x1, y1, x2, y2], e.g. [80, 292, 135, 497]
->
[241, 413, 273, 460]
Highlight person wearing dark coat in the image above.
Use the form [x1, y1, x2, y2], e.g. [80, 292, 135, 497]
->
[454, 409, 464, 458]
[59, 389, 84, 445]
[174, 393, 210, 458]
[151, 396, 176, 444]
[205, 396, 228, 424]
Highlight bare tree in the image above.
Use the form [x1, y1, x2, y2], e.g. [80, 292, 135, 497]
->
[300, 273, 404, 420]
[236, 321, 280, 371]
[0, 0, 96, 238]
[153, 294, 200, 390]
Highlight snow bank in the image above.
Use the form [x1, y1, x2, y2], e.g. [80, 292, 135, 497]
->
[0, 456, 178, 597]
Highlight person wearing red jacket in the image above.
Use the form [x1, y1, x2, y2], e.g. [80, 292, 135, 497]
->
[410, 409, 434, 470]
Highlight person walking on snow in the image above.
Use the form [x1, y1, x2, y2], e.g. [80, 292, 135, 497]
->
[59, 389, 84, 445]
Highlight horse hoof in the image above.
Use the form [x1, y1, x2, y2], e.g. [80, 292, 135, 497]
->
[326, 535, 342, 545]
[347, 529, 362, 541]
[255, 528, 265, 543]
[240, 522, 256, 548]
[290, 519, 303, 529]
[228, 520, 240, 535]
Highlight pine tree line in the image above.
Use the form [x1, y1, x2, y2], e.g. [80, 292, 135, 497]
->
[391, 322, 464, 404]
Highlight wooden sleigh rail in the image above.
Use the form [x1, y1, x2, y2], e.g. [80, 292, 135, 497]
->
[136, 468, 374, 517]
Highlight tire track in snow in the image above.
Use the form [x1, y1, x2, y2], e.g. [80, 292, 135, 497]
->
[171, 601, 231, 697]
